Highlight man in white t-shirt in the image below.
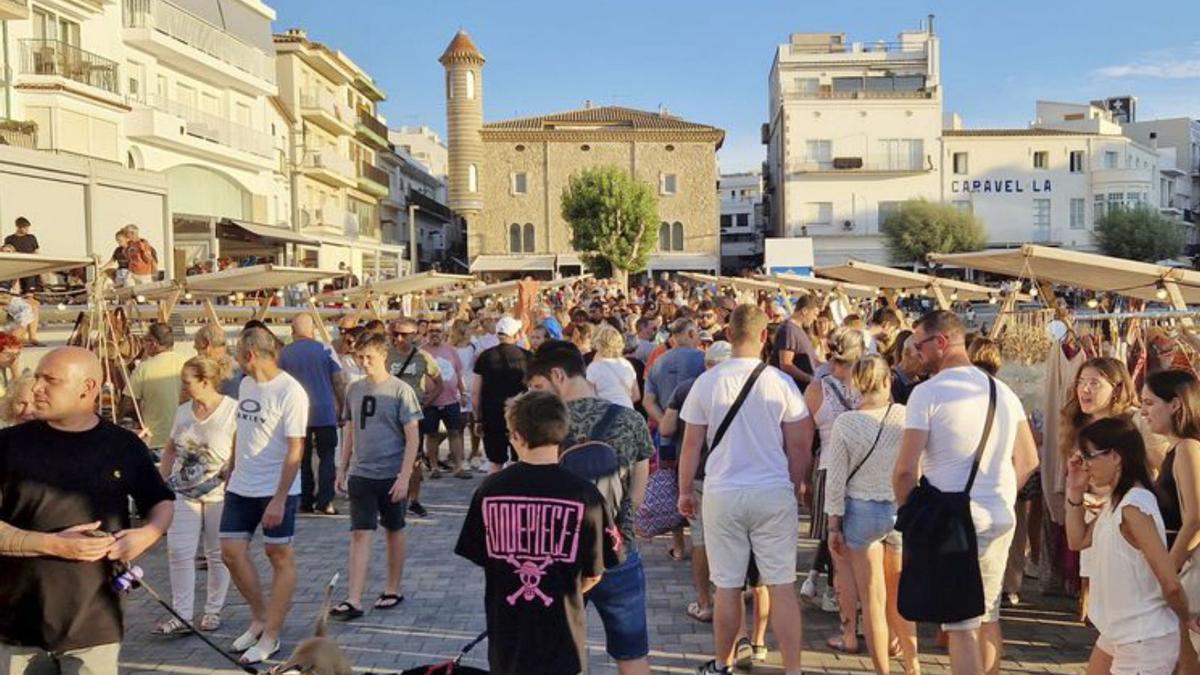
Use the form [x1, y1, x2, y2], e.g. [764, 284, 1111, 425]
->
[677, 304, 813, 675]
[893, 310, 1039, 675]
[219, 326, 309, 666]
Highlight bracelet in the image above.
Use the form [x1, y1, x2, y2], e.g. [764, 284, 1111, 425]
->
[1067, 497, 1084, 507]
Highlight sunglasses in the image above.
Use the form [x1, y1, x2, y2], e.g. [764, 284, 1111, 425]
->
[1080, 447, 1114, 461]
[392, 331, 416, 337]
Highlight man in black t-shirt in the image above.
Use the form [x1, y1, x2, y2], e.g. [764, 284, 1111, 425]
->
[0, 347, 174, 673]
[456, 391, 620, 675]
[3, 216, 41, 293]
[471, 316, 530, 473]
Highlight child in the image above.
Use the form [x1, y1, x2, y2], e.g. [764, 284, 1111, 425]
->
[455, 390, 622, 675]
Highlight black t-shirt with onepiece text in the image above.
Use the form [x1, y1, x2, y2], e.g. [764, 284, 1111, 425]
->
[0, 419, 174, 651]
[455, 462, 622, 675]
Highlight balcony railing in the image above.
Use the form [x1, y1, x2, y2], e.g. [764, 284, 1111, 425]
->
[357, 108, 388, 142]
[782, 88, 933, 100]
[299, 88, 354, 127]
[302, 150, 355, 179]
[788, 158, 928, 173]
[19, 39, 119, 95]
[358, 161, 389, 186]
[142, 93, 273, 157]
[123, 0, 275, 85]
[788, 40, 927, 56]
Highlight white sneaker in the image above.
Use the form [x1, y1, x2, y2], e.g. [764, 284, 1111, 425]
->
[819, 587, 839, 613]
[799, 572, 817, 600]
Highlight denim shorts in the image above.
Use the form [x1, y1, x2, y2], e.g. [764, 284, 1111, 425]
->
[843, 497, 900, 550]
[585, 549, 650, 661]
[218, 492, 299, 545]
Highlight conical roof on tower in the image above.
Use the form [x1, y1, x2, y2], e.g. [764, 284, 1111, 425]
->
[439, 30, 486, 65]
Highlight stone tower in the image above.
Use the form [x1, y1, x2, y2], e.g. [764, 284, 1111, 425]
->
[439, 30, 485, 259]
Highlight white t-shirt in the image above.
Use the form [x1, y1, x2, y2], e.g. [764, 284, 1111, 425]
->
[168, 396, 237, 502]
[680, 357, 808, 493]
[587, 357, 636, 409]
[227, 371, 310, 498]
[904, 365, 1024, 533]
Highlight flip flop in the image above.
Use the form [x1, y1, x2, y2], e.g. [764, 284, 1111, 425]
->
[329, 601, 363, 620]
[239, 638, 280, 666]
[667, 547, 687, 561]
[374, 593, 405, 609]
[686, 601, 713, 623]
[826, 635, 861, 654]
[231, 628, 262, 653]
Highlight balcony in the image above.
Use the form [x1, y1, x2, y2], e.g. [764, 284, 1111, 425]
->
[127, 93, 274, 166]
[301, 150, 356, 188]
[18, 39, 120, 96]
[123, 0, 276, 95]
[355, 108, 389, 149]
[300, 205, 359, 237]
[357, 161, 390, 198]
[782, 88, 934, 100]
[787, 157, 930, 175]
[300, 88, 354, 135]
[0, 120, 37, 149]
[1092, 167, 1153, 187]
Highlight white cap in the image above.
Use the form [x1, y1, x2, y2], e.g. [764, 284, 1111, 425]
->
[496, 316, 523, 336]
[705, 341, 732, 365]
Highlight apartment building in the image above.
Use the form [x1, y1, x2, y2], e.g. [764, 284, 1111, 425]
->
[718, 172, 765, 273]
[391, 125, 448, 180]
[1122, 116, 1200, 247]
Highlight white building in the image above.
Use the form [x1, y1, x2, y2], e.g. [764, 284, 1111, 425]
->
[718, 171, 764, 273]
[390, 125, 448, 181]
[1121, 117, 1200, 248]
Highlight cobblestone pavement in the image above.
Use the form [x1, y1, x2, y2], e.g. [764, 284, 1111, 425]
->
[119, 472, 1096, 674]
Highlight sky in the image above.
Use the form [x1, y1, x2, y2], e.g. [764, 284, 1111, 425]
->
[275, 0, 1200, 173]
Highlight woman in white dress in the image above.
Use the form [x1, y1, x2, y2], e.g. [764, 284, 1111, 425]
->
[586, 324, 639, 409]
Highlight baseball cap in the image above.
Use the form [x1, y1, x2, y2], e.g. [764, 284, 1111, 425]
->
[496, 316, 522, 336]
[705, 341, 732, 365]
[698, 330, 714, 344]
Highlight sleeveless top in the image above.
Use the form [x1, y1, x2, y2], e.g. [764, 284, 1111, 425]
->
[816, 375, 861, 470]
[1155, 446, 1183, 546]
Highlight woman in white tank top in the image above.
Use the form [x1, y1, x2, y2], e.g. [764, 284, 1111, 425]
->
[1066, 416, 1191, 675]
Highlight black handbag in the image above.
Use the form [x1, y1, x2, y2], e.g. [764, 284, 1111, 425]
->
[895, 374, 997, 624]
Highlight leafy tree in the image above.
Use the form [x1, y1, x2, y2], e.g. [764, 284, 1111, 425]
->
[561, 166, 659, 287]
[880, 198, 987, 264]
[1093, 205, 1184, 263]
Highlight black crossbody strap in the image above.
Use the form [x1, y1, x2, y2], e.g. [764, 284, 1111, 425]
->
[964, 374, 998, 494]
[398, 347, 418, 377]
[847, 403, 893, 484]
[709, 362, 768, 453]
[591, 403, 623, 441]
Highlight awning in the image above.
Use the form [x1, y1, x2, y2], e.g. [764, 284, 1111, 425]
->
[183, 264, 344, 296]
[818, 259, 1003, 302]
[220, 220, 318, 246]
[928, 244, 1200, 304]
[647, 253, 720, 272]
[0, 252, 91, 283]
[757, 272, 877, 298]
[315, 271, 474, 303]
[450, 274, 594, 299]
[470, 255, 556, 273]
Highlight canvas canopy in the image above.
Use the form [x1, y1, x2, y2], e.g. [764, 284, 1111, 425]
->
[316, 271, 474, 303]
[817, 259, 1001, 303]
[0, 252, 91, 284]
[116, 264, 343, 302]
[452, 274, 594, 299]
[756, 273, 877, 299]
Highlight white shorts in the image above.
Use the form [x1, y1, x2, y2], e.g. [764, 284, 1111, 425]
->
[1096, 631, 1179, 675]
[701, 485, 797, 589]
[689, 480, 704, 548]
[941, 525, 1015, 632]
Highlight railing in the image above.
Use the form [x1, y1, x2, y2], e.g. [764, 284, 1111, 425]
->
[782, 88, 933, 100]
[788, 40, 927, 56]
[358, 161, 389, 186]
[123, 0, 275, 85]
[300, 206, 359, 234]
[299, 88, 354, 127]
[357, 108, 388, 141]
[19, 39, 119, 95]
[142, 93, 273, 157]
[0, 123, 37, 149]
[787, 158, 928, 173]
[302, 150, 355, 179]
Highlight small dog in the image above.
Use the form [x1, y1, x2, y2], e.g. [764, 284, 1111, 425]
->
[268, 574, 354, 675]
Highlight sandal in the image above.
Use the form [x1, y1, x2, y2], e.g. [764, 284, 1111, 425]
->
[826, 635, 860, 654]
[240, 638, 279, 665]
[751, 644, 768, 662]
[889, 638, 902, 658]
[686, 601, 713, 623]
[231, 628, 262, 652]
[667, 547, 687, 561]
[151, 617, 192, 637]
[374, 593, 405, 609]
[329, 601, 363, 620]
[199, 613, 221, 632]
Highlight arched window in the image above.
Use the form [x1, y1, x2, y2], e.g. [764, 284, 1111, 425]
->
[509, 223, 521, 253]
[468, 164, 478, 193]
[658, 222, 670, 251]
[671, 222, 684, 251]
[523, 223, 535, 252]
[466, 70, 476, 99]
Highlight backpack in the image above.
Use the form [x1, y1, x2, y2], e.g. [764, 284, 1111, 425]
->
[127, 238, 157, 274]
[560, 403, 626, 525]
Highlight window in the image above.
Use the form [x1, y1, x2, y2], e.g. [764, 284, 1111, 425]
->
[509, 223, 521, 253]
[736, 213, 749, 227]
[445, 72, 452, 99]
[661, 173, 677, 195]
[522, 223, 534, 252]
[468, 164, 478, 193]
[671, 222, 684, 251]
[805, 140, 832, 168]
[1033, 151, 1049, 170]
[878, 139, 923, 170]
[1104, 151, 1119, 169]
[1070, 198, 1086, 229]
[803, 202, 832, 228]
[1033, 199, 1051, 241]
[1108, 192, 1125, 213]
[512, 172, 528, 195]
[952, 152, 968, 175]
[1095, 193, 1105, 223]
[465, 70, 476, 99]
[878, 201, 903, 227]
[658, 222, 670, 251]
[1070, 150, 1085, 173]
[720, 214, 732, 228]
[952, 200, 972, 213]
[57, 17, 79, 47]
[793, 77, 819, 94]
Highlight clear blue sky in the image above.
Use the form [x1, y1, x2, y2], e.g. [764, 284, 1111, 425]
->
[276, 0, 1200, 173]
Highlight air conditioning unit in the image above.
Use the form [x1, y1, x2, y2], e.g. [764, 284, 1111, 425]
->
[833, 157, 864, 170]
[842, 220, 855, 231]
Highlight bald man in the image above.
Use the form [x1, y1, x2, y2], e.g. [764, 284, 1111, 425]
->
[0, 347, 174, 674]
[279, 315, 345, 514]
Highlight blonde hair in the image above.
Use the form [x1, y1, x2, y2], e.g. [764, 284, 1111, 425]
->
[450, 319, 473, 348]
[183, 355, 230, 386]
[593, 325, 625, 359]
[967, 336, 1002, 375]
[827, 327, 866, 365]
[0, 374, 35, 425]
[851, 355, 891, 397]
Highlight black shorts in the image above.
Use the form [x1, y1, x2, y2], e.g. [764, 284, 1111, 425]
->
[483, 429, 514, 465]
[420, 403, 464, 435]
[347, 475, 407, 531]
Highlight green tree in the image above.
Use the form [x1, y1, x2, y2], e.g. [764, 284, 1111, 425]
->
[561, 166, 659, 287]
[1093, 205, 1184, 263]
[880, 198, 987, 264]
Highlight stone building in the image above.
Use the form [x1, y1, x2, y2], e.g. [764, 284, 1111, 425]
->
[439, 30, 725, 279]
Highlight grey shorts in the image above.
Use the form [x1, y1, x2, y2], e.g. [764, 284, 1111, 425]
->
[702, 485, 798, 589]
[941, 524, 1015, 631]
[348, 475, 407, 531]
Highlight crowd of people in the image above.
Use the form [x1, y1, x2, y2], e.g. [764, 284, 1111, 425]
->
[4, 274, 1200, 675]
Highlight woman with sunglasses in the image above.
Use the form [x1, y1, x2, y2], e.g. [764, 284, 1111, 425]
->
[1066, 416, 1191, 675]
[1142, 369, 1200, 672]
